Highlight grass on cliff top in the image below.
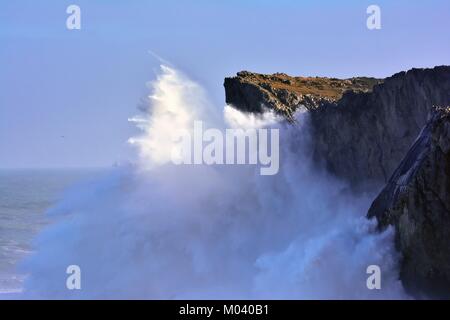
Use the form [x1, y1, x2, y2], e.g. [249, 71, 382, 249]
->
[237, 71, 383, 100]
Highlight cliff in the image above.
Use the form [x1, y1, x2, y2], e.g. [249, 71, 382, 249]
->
[224, 66, 450, 190]
[367, 107, 450, 298]
[224, 71, 381, 121]
[224, 66, 450, 298]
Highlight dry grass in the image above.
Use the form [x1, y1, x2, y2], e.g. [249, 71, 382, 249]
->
[236, 71, 382, 100]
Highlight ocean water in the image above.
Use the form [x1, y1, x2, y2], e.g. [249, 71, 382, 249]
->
[0, 168, 104, 294]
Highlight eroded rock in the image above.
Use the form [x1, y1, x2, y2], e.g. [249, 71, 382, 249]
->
[367, 107, 450, 298]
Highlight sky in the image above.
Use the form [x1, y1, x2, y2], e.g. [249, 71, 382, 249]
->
[0, 0, 449, 168]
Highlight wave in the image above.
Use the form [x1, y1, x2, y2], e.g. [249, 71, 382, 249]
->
[18, 65, 407, 299]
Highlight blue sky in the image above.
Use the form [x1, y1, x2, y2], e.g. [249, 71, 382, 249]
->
[1, 0, 449, 168]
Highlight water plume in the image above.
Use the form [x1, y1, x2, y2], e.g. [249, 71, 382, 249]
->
[19, 65, 407, 299]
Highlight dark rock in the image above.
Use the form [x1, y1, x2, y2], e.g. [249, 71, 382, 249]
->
[367, 106, 450, 298]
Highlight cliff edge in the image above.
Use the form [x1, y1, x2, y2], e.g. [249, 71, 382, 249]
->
[224, 66, 450, 190]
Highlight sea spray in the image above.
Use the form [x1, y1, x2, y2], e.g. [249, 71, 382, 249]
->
[19, 65, 407, 299]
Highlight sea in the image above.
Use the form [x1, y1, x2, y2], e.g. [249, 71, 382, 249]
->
[0, 168, 105, 295]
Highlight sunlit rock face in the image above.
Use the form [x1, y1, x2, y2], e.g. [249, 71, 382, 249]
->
[368, 107, 450, 299]
[224, 66, 450, 191]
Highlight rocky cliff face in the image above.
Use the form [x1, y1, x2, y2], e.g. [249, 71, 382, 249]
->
[224, 71, 381, 122]
[367, 107, 450, 298]
[224, 66, 450, 298]
[224, 66, 450, 190]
